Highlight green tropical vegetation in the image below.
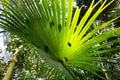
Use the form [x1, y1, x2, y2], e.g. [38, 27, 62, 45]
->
[0, 0, 120, 80]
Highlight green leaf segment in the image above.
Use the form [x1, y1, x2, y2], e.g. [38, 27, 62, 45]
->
[0, 0, 120, 79]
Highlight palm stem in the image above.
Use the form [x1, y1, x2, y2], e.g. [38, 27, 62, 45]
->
[62, 63, 78, 80]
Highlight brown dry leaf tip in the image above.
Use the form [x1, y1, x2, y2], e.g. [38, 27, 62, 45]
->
[64, 57, 68, 62]
[68, 42, 71, 47]
[50, 19, 54, 28]
[44, 45, 48, 53]
[58, 24, 61, 32]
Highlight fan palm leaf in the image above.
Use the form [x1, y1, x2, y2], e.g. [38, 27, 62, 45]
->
[0, 0, 120, 79]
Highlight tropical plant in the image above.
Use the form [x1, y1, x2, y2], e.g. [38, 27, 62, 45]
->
[3, 34, 64, 80]
[75, 0, 120, 79]
[0, 0, 120, 79]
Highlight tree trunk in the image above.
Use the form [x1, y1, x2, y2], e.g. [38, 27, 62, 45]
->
[2, 54, 17, 80]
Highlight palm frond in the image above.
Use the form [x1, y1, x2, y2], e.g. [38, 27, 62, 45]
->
[0, 0, 120, 79]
